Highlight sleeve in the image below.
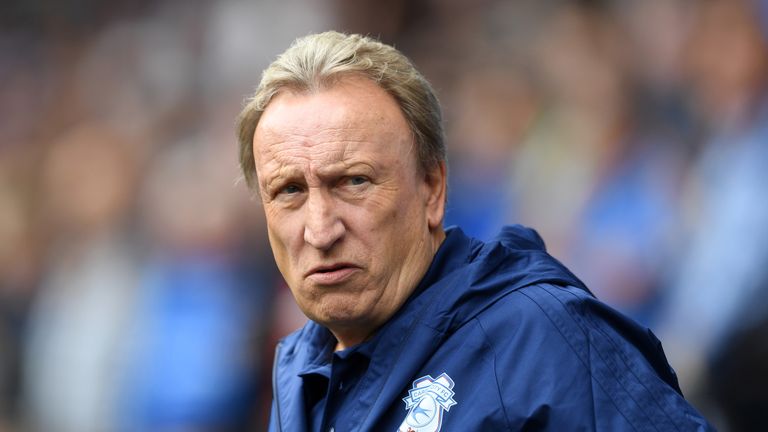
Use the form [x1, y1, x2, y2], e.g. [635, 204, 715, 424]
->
[477, 283, 714, 431]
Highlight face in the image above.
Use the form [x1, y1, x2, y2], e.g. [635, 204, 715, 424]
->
[252, 76, 446, 347]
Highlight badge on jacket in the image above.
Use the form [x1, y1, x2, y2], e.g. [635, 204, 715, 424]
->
[398, 373, 457, 432]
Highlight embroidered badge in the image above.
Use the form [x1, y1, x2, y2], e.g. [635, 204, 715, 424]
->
[397, 373, 457, 432]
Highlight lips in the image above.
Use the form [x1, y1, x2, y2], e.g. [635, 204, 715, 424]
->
[305, 263, 361, 285]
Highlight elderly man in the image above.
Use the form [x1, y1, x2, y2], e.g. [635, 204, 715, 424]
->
[237, 32, 711, 432]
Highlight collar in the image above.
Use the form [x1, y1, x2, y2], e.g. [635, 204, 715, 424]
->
[297, 325, 383, 379]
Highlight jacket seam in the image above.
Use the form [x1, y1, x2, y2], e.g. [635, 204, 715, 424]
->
[537, 285, 682, 431]
[516, 288, 640, 431]
[474, 316, 514, 430]
[579, 303, 682, 429]
[271, 342, 283, 432]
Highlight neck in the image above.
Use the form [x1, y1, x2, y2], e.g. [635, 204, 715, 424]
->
[334, 340, 349, 352]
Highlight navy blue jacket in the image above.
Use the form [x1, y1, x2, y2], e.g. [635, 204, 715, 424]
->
[269, 226, 712, 431]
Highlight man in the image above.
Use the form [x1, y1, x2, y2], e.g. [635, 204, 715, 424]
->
[237, 31, 712, 431]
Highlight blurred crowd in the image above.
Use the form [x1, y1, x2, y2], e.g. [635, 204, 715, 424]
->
[1, 0, 767, 430]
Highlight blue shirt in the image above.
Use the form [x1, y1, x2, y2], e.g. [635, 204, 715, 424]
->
[299, 329, 380, 432]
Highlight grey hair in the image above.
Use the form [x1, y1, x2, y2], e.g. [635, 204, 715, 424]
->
[235, 31, 445, 187]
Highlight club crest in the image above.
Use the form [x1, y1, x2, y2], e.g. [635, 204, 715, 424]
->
[397, 373, 457, 432]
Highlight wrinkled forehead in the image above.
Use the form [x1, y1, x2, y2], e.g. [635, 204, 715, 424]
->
[252, 77, 416, 169]
[259, 78, 407, 133]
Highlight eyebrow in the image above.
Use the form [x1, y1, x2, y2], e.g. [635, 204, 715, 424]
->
[260, 164, 303, 191]
[314, 160, 376, 178]
[261, 159, 378, 190]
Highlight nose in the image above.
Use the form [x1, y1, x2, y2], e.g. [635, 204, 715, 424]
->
[303, 189, 345, 250]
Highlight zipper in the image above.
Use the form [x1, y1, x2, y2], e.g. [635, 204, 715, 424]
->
[272, 342, 283, 432]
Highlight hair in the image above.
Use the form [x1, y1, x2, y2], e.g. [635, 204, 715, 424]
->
[235, 31, 445, 188]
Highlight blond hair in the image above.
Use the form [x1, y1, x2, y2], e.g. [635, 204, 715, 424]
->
[236, 31, 445, 187]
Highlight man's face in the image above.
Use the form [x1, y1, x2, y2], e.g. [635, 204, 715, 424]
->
[252, 76, 445, 347]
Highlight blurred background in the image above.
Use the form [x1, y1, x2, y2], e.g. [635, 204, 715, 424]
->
[1, 0, 767, 430]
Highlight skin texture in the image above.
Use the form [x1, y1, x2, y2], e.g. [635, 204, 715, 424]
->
[252, 76, 446, 350]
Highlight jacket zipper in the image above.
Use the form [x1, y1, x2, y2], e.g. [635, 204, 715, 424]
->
[272, 342, 283, 432]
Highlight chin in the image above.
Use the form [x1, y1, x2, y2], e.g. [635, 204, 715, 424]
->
[313, 301, 377, 329]
[316, 308, 367, 326]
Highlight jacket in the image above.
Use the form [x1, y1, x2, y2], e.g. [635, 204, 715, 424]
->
[269, 225, 713, 431]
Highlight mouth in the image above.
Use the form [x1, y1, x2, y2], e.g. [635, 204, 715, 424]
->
[305, 263, 361, 285]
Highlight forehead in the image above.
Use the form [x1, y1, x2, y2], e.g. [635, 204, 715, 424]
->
[252, 77, 415, 172]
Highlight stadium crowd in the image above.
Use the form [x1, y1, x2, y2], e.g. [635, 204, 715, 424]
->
[1, 0, 767, 430]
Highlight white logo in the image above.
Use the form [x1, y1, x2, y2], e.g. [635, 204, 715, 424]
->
[397, 373, 457, 432]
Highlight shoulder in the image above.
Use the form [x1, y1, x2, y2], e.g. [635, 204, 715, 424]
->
[477, 283, 655, 356]
[274, 320, 331, 369]
[473, 283, 713, 431]
[275, 324, 308, 357]
[475, 283, 677, 388]
[473, 283, 595, 344]
[471, 284, 603, 384]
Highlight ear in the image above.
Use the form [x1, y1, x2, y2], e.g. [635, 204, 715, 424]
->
[422, 161, 447, 230]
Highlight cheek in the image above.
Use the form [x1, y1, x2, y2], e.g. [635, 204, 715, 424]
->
[360, 190, 427, 257]
[264, 208, 302, 274]
[265, 204, 301, 243]
[358, 186, 405, 222]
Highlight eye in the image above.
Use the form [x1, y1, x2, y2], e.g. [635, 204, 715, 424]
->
[346, 176, 369, 186]
[279, 184, 303, 195]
